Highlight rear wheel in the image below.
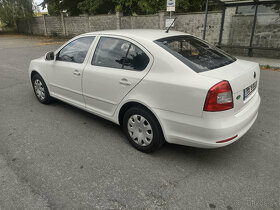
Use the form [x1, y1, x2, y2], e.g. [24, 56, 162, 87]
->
[31, 74, 52, 104]
[123, 106, 164, 153]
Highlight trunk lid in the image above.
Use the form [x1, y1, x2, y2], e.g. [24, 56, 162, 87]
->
[200, 59, 260, 113]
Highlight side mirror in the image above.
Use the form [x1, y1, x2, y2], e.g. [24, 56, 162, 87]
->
[45, 51, 55, 61]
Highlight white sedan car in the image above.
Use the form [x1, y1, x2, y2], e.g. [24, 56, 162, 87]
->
[29, 29, 260, 153]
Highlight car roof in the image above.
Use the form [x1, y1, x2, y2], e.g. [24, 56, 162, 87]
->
[84, 29, 189, 41]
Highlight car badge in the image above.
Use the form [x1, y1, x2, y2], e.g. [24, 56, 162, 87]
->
[236, 95, 241, 100]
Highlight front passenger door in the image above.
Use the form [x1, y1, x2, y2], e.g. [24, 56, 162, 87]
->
[46, 36, 95, 107]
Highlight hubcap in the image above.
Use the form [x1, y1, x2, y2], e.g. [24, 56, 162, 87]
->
[127, 115, 153, 146]
[34, 79, 45, 101]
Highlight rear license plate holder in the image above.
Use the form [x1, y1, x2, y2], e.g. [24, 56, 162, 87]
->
[243, 81, 257, 100]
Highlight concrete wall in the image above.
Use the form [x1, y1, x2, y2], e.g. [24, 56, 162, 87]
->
[89, 14, 117, 31]
[224, 13, 280, 58]
[172, 12, 222, 44]
[64, 16, 89, 36]
[16, 11, 280, 58]
[120, 15, 160, 29]
[45, 16, 63, 36]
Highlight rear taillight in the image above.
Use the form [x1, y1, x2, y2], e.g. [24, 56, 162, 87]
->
[203, 80, 233, 112]
[216, 135, 238, 143]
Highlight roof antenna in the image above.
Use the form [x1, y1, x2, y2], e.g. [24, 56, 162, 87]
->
[165, 17, 177, 33]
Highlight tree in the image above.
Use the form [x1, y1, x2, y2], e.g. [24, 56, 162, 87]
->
[41, 0, 84, 15]
[40, 0, 61, 15]
[0, 0, 33, 27]
[78, 0, 115, 15]
[77, 0, 207, 16]
[42, 0, 209, 16]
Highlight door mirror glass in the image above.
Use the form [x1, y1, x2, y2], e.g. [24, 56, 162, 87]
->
[45, 51, 54, 61]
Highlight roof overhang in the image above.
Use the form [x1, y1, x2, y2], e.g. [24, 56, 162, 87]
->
[215, 0, 280, 7]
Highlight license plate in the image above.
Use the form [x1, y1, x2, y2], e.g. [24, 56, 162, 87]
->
[243, 81, 257, 100]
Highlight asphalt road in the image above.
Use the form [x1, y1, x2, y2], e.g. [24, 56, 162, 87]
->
[0, 35, 279, 209]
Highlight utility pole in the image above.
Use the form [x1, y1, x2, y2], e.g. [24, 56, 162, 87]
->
[203, 0, 209, 40]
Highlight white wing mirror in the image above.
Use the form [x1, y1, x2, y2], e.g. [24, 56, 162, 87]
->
[44, 51, 55, 61]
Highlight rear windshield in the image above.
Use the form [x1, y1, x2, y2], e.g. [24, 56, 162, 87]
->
[154, 35, 236, 73]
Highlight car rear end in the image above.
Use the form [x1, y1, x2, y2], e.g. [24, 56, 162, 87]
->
[152, 34, 260, 148]
[198, 59, 261, 147]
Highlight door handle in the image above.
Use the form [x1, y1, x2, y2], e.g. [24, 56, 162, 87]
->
[73, 70, 81, 76]
[119, 78, 131, 86]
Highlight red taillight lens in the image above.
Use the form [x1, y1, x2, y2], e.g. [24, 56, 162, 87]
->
[216, 135, 238, 143]
[203, 80, 233, 112]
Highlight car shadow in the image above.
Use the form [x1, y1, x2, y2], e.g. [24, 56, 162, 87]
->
[49, 99, 246, 164]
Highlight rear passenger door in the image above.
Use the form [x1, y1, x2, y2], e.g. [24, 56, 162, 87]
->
[82, 36, 153, 116]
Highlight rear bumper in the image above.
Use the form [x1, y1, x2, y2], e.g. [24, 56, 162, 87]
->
[153, 92, 261, 148]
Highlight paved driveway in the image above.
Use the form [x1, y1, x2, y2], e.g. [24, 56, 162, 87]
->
[0, 35, 279, 209]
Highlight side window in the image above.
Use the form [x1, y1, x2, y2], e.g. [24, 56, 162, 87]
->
[123, 44, 150, 71]
[92, 37, 130, 69]
[92, 37, 149, 71]
[57, 36, 95, 64]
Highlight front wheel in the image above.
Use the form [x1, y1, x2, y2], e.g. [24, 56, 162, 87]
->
[123, 107, 164, 153]
[31, 74, 53, 104]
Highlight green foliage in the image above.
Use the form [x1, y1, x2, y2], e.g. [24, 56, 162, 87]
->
[186, 0, 205, 12]
[0, 0, 33, 27]
[41, 0, 84, 16]
[112, 0, 145, 16]
[137, 0, 166, 14]
[272, 4, 280, 15]
[78, 0, 115, 15]
[63, 0, 84, 15]
[42, 0, 209, 16]
[42, 0, 61, 15]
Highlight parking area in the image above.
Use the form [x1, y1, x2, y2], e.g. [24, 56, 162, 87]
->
[0, 35, 279, 209]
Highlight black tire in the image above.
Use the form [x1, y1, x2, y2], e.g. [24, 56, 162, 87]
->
[123, 106, 165, 153]
[31, 74, 53, 104]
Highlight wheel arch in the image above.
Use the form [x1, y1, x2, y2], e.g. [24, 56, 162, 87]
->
[30, 70, 48, 85]
[30, 70, 40, 80]
[30, 70, 51, 91]
[118, 101, 166, 141]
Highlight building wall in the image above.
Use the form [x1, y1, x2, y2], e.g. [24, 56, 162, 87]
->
[16, 10, 280, 58]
